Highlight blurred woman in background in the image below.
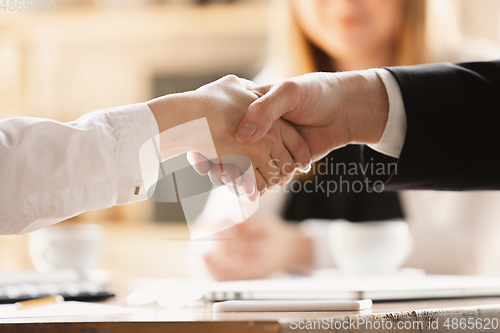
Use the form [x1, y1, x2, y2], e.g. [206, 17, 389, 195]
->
[188, 0, 500, 280]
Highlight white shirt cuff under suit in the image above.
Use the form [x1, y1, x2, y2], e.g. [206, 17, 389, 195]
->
[367, 68, 407, 159]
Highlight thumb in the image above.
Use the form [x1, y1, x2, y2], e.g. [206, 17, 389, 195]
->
[235, 81, 300, 144]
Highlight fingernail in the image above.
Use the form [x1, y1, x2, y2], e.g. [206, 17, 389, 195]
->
[236, 123, 257, 138]
[221, 174, 233, 185]
[296, 163, 312, 173]
[236, 185, 246, 195]
[237, 184, 255, 197]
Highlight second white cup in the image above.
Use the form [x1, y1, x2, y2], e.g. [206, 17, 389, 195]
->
[328, 220, 413, 274]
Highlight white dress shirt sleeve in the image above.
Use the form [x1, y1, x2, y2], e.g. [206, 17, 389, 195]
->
[367, 69, 407, 158]
[0, 103, 159, 235]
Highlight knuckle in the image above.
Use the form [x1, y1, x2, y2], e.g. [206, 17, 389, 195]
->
[279, 80, 300, 95]
[223, 74, 239, 82]
[263, 131, 280, 147]
[251, 98, 270, 116]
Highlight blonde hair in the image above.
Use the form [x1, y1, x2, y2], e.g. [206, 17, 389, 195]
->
[266, 0, 462, 79]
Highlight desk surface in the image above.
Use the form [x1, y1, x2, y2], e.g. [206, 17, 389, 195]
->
[2, 297, 500, 333]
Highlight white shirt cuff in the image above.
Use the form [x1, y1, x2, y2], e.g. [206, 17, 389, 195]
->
[105, 103, 160, 205]
[367, 69, 407, 158]
[2, 103, 160, 235]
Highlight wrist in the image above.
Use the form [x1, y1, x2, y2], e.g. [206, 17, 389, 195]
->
[147, 92, 199, 134]
[344, 70, 389, 145]
[147, 92, 208, 161]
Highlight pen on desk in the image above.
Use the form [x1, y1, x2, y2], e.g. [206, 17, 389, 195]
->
[15, 295, 65, 310]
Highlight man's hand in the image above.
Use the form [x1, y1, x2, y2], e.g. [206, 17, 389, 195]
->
[235, 71, 390, 161]
[147, 75, 312, 195]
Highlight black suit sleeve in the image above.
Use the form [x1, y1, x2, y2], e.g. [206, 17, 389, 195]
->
[363, 60, 500, 191]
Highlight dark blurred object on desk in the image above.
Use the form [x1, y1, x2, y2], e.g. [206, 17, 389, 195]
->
[0, 271, 114, 304]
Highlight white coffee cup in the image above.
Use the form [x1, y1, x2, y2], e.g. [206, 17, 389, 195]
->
[28, 224, 103, 278]
[328, 220, 413, 274]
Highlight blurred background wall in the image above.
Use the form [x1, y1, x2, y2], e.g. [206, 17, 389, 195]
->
[0, 0, 499, 277]
[460, 0, 500, 42]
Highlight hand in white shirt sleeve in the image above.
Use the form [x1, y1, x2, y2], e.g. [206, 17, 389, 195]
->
[0, 75, 312, 235]
[0, 103, 160, 235]
[367, 69, 407, 158]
